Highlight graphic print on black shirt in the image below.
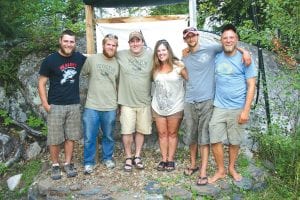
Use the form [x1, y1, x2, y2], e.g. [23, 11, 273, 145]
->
[59, 62, 78, 84]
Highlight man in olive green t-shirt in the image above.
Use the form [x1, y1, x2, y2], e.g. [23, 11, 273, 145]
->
[81, 34, 119, 174]
[117, 31, 153, 172]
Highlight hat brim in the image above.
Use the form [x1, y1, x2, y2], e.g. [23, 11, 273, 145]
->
[129, 36, 142, 41]
[183, 31, 199, 39]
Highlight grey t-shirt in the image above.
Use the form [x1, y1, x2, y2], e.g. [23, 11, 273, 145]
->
[81, 53, 119, 111]
[117, 48, 153, 107]
[182, 43, 222, 103]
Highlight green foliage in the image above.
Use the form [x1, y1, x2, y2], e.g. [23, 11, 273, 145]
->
[252, 125, 300, 189]
[0, 160, 42, 199]
[27, 115, 44, 128]
[20, 160, 42, 195]
[0, 45, 34, 94]
[264, 0, 300, 52]
[244, 175, 297, 199]
[0, 0, 85, 94]
[196, 0, 299, 54]
[0, 163, 8, 175]
[197, 0, 218, 27]
[27, 114, 47, 136]
[149, 2, 188, 15]
[0, 109, 13, 126]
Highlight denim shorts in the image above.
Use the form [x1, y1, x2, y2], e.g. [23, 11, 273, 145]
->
[120, 105, 152, 135]
[183, 100, 213, 145]
[209, 107, 245, 145]
[47, 104, 81, 145]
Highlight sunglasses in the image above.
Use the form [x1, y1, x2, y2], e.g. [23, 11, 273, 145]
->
[105, 34, 118, 40]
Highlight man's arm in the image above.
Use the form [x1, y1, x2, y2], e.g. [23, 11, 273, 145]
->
[237, 47, 251, 66]
[180, 68, 189, 80]
[238, 77, 256, 124]
[38, 75, 50, 112]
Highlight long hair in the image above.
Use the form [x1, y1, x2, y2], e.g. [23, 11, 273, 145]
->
[152, 39, 179, 78]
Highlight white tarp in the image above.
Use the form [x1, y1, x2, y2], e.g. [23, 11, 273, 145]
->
[96, 18, 188, 58]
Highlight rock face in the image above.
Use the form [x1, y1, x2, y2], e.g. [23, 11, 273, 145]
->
[0, 33, 298, 150]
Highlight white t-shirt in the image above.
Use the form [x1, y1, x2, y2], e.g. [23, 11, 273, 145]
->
[151, 65, 185, 116]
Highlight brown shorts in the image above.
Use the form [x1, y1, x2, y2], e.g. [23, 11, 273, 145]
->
[152, 109, 183, 119]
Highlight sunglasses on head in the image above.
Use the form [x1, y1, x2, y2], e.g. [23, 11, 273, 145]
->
[105, 34, 118, 40]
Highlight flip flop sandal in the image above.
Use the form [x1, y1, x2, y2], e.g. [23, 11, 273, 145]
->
[196, 176, 208, 186]
[166, 161, 175, 172]
[183, 167, 199, 176]
[156, 161, 166, 171]
[133, 156, 144, 169]
[124, 157, 133, 172]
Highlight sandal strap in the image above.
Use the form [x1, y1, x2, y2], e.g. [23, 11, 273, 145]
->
[125, 157, 132, 161]
[167, 161, 175, 167]
[133, 157, 144, 169]
[133, 157, 143, 164]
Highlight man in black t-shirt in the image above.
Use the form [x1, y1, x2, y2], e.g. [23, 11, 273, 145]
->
[38, 30, 86, 180]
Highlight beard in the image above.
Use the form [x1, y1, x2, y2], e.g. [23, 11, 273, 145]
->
[59, 45, 75, 56]
[103, 49, 115, 58]
[223, 44, 236, 54]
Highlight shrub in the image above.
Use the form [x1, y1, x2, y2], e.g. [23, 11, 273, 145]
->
[253, 125, 300, 189]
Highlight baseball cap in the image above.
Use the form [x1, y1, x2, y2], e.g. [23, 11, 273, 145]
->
[128, 31, 144, 42]
[183, 27, 199, 39]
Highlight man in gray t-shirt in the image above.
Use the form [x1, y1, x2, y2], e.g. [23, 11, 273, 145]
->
[181, 27, 251, 185]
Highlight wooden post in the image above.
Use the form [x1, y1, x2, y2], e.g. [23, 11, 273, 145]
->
[189, 0, 197, 27]
[85, 5, 95, 54]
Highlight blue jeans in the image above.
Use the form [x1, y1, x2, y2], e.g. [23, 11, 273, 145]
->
[83, 108, 116, 166]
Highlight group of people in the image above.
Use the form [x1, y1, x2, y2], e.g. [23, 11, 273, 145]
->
[38, 24, 256, 186]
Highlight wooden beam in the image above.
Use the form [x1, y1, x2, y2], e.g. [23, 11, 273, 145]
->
[85, 5, 95, 54]
[95, 15, 187, 24]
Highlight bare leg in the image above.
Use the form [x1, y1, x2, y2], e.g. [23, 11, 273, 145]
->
[64, 140, 74, 164]
[184, 143, 199, 175]
[166, 118, 181, 162]
[209, 142, 226, 183]
[228, 144, 242, 181]
[155, 118, 168, 162]
[49, 144, 60, 164]
[134, 132, 144, 158]
[189, 143, 198, 168]
[122, 134, 133, 158]
[199, 144, 209, 178]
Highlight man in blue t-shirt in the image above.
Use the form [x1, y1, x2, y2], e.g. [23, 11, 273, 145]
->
[38, 30, 86, 180]
[208, 24, 256, 183]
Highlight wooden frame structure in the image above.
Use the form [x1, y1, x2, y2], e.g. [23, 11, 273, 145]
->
[84, 0, 197, 54]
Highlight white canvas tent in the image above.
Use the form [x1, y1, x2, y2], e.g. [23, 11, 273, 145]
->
[83, 0, 197, 54]
[95, 15, 188, 57]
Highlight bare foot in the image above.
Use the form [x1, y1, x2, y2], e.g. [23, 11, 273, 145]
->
[208, 172, 226, 184]
[229, 169, 242, 182]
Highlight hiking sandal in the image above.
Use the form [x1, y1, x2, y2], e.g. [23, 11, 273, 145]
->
[124, 158, 133, 172]
[166, 161, 175, 172]
[156, 161, 166, 171]
[133, 156, 144, 169]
